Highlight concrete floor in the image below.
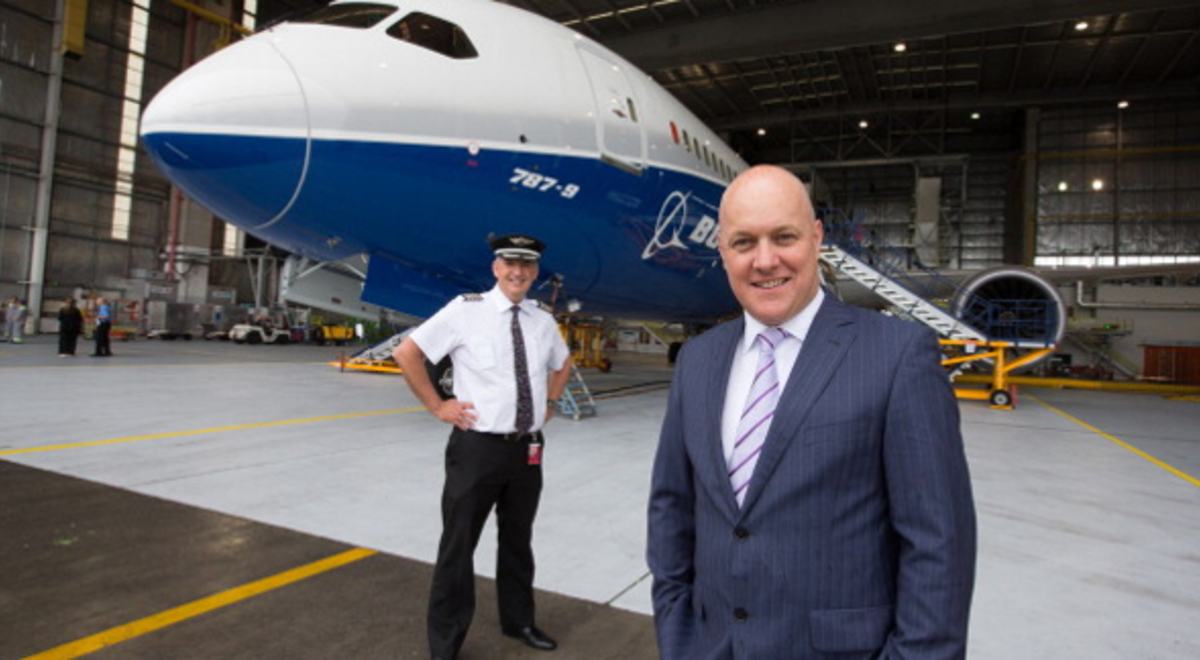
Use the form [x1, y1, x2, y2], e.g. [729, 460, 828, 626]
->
[2, 335, 1199, 658]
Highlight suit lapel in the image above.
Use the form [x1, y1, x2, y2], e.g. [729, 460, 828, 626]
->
[697, 318, 743, 519]
[739, 297, 858, 513]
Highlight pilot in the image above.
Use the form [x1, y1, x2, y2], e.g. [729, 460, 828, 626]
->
[393, 233, 573, 660]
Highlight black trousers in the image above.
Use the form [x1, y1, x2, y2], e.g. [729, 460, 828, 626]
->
[58, 330, 80, 355]
[428, 428, 543, 659]
[94, 321, 111, 356]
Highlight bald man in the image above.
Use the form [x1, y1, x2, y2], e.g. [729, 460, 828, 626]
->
[647, 165, 976, 660]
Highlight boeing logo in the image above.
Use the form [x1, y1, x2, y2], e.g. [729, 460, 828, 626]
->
[642, 190, 721, 260]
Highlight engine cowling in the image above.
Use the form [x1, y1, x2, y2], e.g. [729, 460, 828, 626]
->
[951, 267, 1067, 349]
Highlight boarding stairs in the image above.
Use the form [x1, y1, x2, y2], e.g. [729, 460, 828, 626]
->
[361, 330, 410, 362]
[557, 364, 597, 420]
[819, 244, 986, 342]
[330, 329, 412, 372]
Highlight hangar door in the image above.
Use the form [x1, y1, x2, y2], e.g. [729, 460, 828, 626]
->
[577, 44, 645, 175]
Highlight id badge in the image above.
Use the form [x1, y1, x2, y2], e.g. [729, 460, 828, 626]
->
[527, 441, 543, 466]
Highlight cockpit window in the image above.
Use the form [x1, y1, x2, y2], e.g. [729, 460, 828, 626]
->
[387, 12, 478, 59]
[287, 3, 395, 29]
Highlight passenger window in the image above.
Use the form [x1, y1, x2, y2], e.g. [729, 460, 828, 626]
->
[388, 12, 478, 59]
[287, 2, 395, 28]
[682, 130, 691, 153]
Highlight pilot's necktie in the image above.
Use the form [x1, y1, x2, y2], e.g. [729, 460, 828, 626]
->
[728, 327, 788, 506]
[511, 305, 534, 433]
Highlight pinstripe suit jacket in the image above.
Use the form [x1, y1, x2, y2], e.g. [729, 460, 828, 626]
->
[647, 295, 976, 660]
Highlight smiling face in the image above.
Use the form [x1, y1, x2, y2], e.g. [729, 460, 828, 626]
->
[493, 257, 539, 304]
[717, 165, 824, 327]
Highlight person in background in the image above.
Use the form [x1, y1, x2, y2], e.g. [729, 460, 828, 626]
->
[93, 296, 113, 357]
[647, 165, 977, 660]
[392, 234, 572, 660]
[4, 297, 28, 344]
[0, 297, 10, 341]
[58, 298, 85, 357]
[4, 297, 18, 343]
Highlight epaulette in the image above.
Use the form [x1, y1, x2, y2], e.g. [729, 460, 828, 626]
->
[460, 293, 484, 302]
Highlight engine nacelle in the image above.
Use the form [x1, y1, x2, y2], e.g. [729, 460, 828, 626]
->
[951, 267, 1067, 348]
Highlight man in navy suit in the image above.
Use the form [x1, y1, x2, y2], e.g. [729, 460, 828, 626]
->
[647, 165, 976, 660]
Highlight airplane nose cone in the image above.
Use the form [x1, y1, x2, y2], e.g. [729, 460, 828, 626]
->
[140, 36, 308, 231]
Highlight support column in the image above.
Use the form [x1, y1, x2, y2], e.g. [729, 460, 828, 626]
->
[26, 0, 69, 335]
[914, 177, 941, 267]
[1019, 107, 1041, 266]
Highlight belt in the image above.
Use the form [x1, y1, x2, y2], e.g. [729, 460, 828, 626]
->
[469, 430, 539, 444]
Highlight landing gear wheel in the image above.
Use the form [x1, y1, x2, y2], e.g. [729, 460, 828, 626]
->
[989, 389, 1012, 407]
[668, 341, 682, 364]
[426, 356, 455, 400]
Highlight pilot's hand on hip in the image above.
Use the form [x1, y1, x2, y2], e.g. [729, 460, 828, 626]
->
[435, 399, 477, 430]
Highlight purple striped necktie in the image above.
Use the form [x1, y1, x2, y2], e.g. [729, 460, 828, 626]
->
[729, 327, 788, 506]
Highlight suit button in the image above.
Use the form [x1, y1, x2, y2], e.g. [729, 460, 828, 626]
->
[733, 607, 748, 621]
[733, 526, 749, 540]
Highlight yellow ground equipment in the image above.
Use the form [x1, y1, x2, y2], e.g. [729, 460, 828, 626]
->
[314, 324, 355, 346]
[941, 339, 1055, 409]
[558, 319, 611, 372]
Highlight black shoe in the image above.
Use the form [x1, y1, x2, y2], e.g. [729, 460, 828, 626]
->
[502, 626, 557, 651]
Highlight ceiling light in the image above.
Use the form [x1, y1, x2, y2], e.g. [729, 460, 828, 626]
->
[1092, 179, 1104, 191]
[1057, 182, 1069, 192]
[858, 120, 869, 129]
[1075, 21, 1089, 31]
[970, 112, 981, 120]
[894, 43, 907, 53]
[756, 128, 767, 136]
[1117, 100, 1129, 109]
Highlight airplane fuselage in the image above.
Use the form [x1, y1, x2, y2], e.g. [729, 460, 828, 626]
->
[140, 0, 748, 321]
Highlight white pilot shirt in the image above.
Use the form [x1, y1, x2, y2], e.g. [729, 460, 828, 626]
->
[720, 288, 825, 463]
[410, 285, 571, 434]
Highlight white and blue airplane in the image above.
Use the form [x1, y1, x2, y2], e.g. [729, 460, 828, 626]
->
[140, 0, 749, 323]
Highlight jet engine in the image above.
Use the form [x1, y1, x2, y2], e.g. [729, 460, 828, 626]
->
[950, 267, 1067, 349]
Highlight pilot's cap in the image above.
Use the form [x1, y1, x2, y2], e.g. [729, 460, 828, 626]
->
[489, 234, 545, 261]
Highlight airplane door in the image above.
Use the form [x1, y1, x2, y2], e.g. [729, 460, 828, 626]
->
[577, 44, 645, 175]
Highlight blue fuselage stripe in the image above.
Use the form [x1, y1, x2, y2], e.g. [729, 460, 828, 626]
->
[142, 132, 739, 321]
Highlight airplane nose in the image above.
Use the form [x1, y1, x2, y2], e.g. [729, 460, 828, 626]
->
[140, 36, 309, 231]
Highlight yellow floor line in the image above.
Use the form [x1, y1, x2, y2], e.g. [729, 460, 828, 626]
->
[1030, 395, 1200, 489]
[22, 547, 378, 660]
[0, 408, 425, 457]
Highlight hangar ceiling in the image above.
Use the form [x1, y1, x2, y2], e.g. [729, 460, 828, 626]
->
[504, 0, 1200, 164]
[268, 0, 1200, 165]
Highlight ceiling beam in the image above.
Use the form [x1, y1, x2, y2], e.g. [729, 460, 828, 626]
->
[599, 0, 1199, 71]
[707, 80, 1200, 132]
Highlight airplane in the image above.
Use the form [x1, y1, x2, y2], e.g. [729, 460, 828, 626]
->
[139, 0, 749, 325]
[143, 0, 1179, 356]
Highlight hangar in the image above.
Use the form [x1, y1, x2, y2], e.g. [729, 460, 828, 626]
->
[2, 1, 1198, 658]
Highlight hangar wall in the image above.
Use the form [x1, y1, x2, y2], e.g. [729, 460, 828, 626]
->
[1057, 282, 1200, 380]
[1036, 101, 1200, 265]
[0, 0, 265, 333]
[801, 100, 1200, 272]
[1, 0, 170, 322]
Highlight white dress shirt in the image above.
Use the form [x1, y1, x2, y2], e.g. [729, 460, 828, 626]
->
[410, 286, 570, 433]
[720, 288, 825, 464]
